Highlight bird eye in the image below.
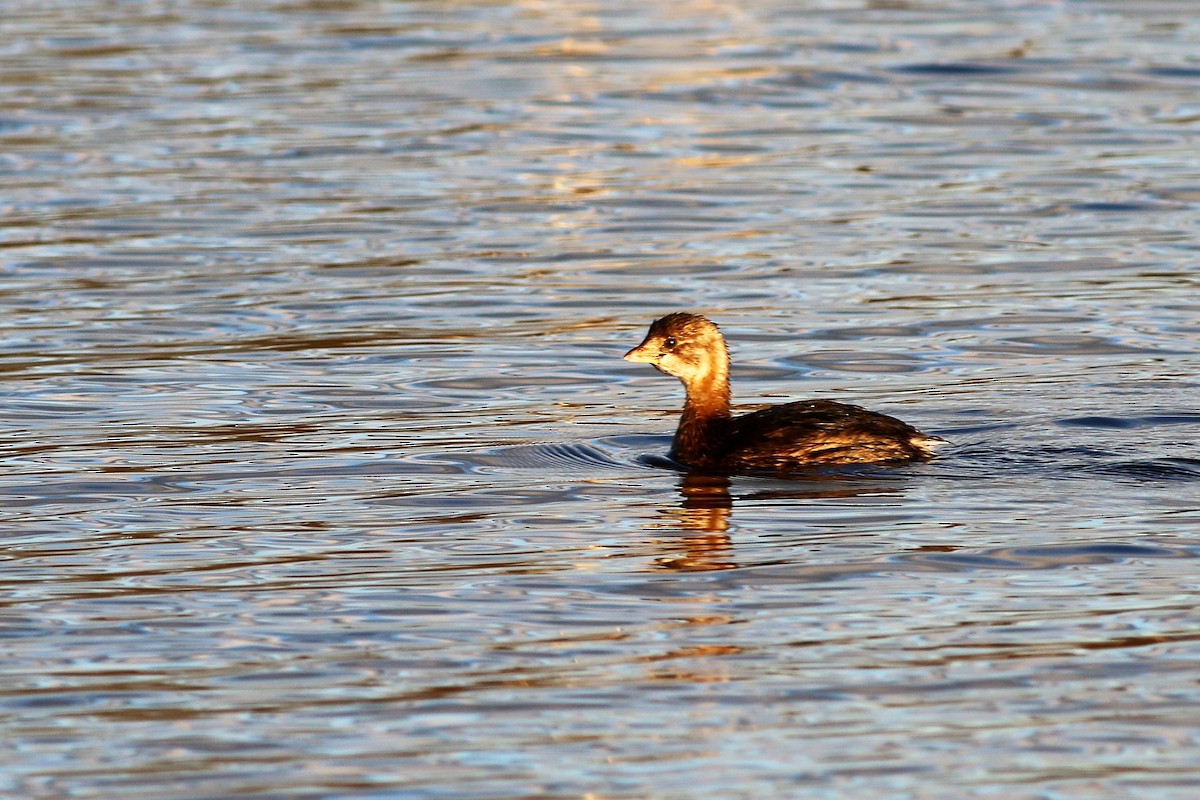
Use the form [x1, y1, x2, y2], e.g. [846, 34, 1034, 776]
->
[664, 337, 677, 349]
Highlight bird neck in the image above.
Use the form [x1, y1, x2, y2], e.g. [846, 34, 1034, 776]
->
[672, 353, 732, 467]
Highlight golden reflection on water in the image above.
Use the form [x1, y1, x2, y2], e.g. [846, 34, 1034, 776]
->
[651, 472, 736, 570]
[651, 471, 921, 571]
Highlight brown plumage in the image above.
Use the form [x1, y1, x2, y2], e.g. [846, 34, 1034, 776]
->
[624, 313, 945, 472]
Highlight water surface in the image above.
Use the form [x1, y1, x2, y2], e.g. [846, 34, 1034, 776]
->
[2, 1, 1200, 798]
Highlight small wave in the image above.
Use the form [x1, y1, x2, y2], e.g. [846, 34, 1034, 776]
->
[891, 61, 1019, 76]
[1056, 415, 1138, 429]
[1090, 457, 1200, 482]
[896, 540, 1191, 572]
[1057, 413, 1200, 429]
[1008, 542, 1183, 559]
[442, 435, 671, 473]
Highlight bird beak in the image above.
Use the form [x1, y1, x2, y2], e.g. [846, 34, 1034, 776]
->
[624, 342, 656, 363]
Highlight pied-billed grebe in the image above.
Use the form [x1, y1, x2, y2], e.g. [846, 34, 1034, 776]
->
[625, 313, 944, 471]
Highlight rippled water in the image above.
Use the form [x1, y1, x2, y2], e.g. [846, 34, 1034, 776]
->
[2, 1, 1200, 797]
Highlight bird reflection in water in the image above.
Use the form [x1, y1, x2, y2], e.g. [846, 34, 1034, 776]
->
[651, 470, 911, 572]
[652, 472, 737, 571]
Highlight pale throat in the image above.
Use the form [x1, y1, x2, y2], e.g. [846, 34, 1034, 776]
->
[680, 348, 731, 419]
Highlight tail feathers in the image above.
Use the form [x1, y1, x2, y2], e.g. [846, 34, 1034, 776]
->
[911, 434, 949, 458]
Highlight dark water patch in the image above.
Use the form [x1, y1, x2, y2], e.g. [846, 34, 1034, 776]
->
[1058, 414, 1200, 430]
[1141, 414, 1200, 426]
[1144, 67, 1200, 79]
[1057, 416, 1140, 430]
[1089, 458, 1200, 483]
[890, 62, 1021, 77]
[815, 40, 886, 55]
[1069, 201, 1175, 213]
[1008, 542, 1185, 560]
